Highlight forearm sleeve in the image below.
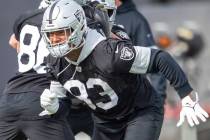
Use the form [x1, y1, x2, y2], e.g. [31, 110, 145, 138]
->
[147, 49, 193, 98]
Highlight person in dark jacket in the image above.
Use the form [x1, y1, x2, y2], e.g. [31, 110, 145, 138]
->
[115, 0, 167, 102]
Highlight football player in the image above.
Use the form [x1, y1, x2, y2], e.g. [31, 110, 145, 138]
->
[66, 0, 129, 139]
[40, 0, 209, 140]
[8, 0, 120, 139]
[0, 0, 74, 139]
[8, 0, 121, 139]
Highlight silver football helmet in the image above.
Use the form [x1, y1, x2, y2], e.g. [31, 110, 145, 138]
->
[91, 0, 116, 28]
[41, 0, 87, 58]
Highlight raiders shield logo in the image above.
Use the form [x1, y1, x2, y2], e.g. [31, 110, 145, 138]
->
[120, 47, 134, 60]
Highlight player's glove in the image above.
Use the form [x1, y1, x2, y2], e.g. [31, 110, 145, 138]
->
[177, 91, 209, 127]
[39, 89, 59, 116]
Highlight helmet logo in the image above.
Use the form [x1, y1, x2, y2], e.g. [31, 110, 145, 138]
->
[48, 1, 59, 24]
[74, 9, 83, 22]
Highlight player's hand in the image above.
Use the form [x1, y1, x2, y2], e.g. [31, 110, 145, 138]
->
[177, 92, 209, 127]
[39, 89, 59, 116]
[9, 34, 20, 53]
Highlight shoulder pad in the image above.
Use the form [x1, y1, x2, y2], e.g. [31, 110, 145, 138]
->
[13, 9, 45, 40]
[112, 24, 131, 41]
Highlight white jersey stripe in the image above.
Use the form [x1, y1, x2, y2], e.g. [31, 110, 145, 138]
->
[129, 46, 151, 74]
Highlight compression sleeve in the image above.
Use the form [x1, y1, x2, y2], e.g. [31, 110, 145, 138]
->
[147, 49, 193, 98]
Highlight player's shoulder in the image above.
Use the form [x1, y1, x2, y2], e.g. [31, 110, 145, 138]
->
[13, 8, 45, 40]
[94, 38, 118, 54]
[14, 9, 45, 27]
[91, 38, 134, 73]
[92, 38, 133, 61]
[96, 38, 132, 51]
[112, 24, 131, 40]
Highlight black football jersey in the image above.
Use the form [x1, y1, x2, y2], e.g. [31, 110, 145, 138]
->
[46, 28, 193, 119]
[3, 9, 51, 94]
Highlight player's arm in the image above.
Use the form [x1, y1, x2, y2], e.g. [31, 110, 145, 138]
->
[147, 49, 192, 98]
[128, 46, 208, 127]
[39, 80, 71, 116]
[108, 40, 188, 95]
[9, 34, 20, 53]
[39, 78, 71, 117]
[110, 41, 208, 127]
[40, 56, 72, 116]
[123, 45, 192, 98]
[10, 10, 31, 53]
[10, 12, 23, 53]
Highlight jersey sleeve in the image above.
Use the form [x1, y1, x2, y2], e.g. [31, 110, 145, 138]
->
[13, 15, 24, 41]
[44, 55, 60, 81]
[112, 41, 136, 73]
[130, 46, 193, 98]
[44, 58, 72, 117]
[12, 11, 33, 41]
[49, 80, 71, 117]
[13, 9, 45, 41]
[92, 39, 135, 74]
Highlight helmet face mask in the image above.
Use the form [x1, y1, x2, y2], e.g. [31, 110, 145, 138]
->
[41, 0, 87, 60]
[42, 28, 73, 57]
[45, 28, 71, 46]
[106, 6, 116, 27]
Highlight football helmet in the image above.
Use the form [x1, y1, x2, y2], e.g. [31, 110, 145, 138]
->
[41, 0, 87, 59]
[91, 0, 117, 28]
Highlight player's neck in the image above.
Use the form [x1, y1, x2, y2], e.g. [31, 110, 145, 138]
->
[65, 46, 83, 63]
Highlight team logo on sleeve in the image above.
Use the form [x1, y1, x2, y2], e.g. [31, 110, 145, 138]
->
[120, 47, 134, 60]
